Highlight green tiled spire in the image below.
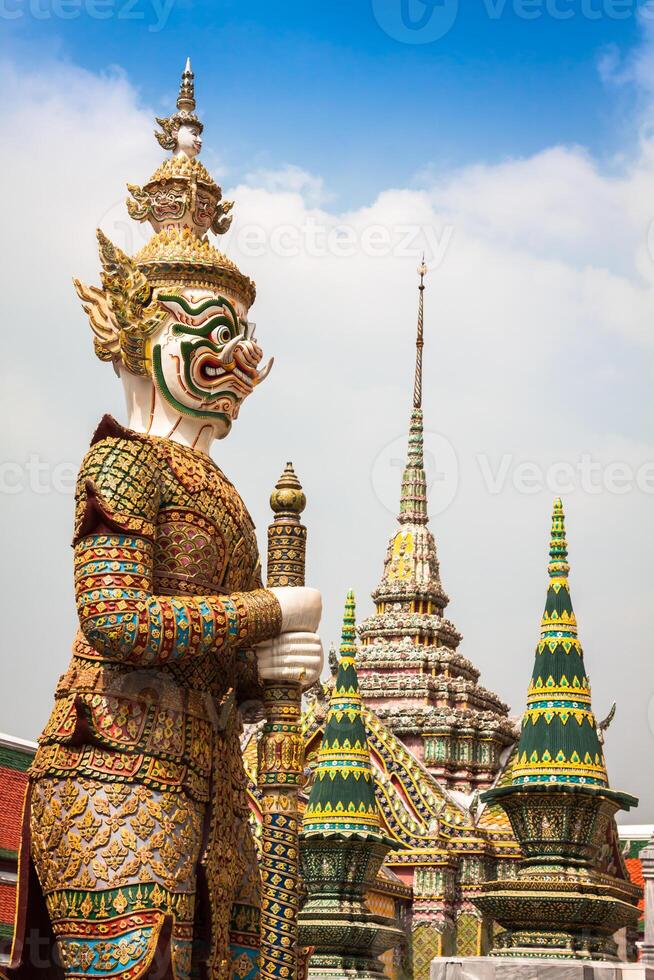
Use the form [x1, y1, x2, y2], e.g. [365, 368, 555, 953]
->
[399, 408, 428, 526]
[513, 499, 608, 787]
[303, 591, 384, 838]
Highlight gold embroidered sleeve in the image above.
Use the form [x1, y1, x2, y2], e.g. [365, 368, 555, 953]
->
[72, 436, 282, 666]
[75, 533, 282, 666]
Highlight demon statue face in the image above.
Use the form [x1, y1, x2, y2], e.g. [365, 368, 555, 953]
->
[74, 231, 272, 440]
[152, 288, 272, 426]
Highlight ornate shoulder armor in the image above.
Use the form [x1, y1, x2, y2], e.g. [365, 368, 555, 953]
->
[74, 415, 161, 543]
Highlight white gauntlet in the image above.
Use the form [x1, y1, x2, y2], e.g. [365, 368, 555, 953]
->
[256, 631, 324, 689]
[269, 586, 322, 632]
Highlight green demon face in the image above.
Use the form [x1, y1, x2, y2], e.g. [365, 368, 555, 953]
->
[149, 288, 273, 434]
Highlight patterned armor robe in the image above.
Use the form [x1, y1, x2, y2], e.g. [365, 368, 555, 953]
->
[6, 416, 282, 980]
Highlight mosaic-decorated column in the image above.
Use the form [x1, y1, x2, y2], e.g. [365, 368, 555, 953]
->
[258, 464, 307, 980]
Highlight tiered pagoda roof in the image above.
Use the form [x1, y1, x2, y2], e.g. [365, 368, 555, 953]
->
[356, 265, 515, 791]
[512, 498, 608, 787]
[476, 501, 639, 960]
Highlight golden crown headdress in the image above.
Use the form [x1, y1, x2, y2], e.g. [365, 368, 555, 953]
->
[74, 60, 255, 375]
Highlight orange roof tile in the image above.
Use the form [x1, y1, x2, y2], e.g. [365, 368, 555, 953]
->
[0, 881, 16, 927]
[0, 766, 28, 854]
[625, 858, 645, 911]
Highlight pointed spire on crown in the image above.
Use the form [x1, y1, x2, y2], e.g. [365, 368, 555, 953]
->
[512, 500, 608, 788]
[398, 259, 428, 525]
[303, 592, 384, 839]
[177, 57, 196, 114]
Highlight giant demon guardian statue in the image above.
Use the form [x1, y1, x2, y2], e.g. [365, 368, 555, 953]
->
[4, 61, 323, 980]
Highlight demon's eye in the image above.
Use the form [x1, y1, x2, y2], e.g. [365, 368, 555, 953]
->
[214, 325, 232, 346]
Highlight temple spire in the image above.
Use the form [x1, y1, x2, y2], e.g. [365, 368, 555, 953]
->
[398, 260, 429, 524]
[298, 601, 403, 975]
[357, 265, 515, 794]
[303, 592, 383, 839]
[512, 499, 608, 787]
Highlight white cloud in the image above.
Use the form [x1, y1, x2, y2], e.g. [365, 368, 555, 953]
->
[243, 163, 330, 207]
[2, 53, 654, 819]
[605, 10, 654, 92]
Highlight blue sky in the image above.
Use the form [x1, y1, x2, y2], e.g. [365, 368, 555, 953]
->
[3, 0, 648, 207]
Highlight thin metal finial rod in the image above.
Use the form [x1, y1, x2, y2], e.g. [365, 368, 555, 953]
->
[413, 256, 427, 410]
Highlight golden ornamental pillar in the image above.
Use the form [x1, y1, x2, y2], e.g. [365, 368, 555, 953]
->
[259, 462, 307, 980]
